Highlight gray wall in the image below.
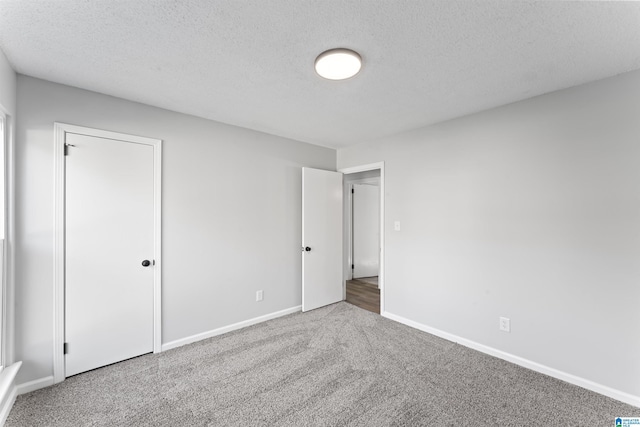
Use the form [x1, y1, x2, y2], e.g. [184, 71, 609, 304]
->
[15, 76, 335, 384]
[338, 69, 640, 398]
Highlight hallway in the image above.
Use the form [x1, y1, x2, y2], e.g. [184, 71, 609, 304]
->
[345, 277, 380, 314]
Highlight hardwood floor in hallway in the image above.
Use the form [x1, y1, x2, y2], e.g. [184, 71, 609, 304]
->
[345, 277, 380, 314]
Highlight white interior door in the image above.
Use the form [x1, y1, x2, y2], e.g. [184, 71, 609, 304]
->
[302, 167, 343, 312]
[353, 184, 380, 278]
[65, 133, 155, 377]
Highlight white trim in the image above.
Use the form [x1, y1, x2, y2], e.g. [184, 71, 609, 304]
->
[0, 239, 4, 366]
[0, 362, 20, 425]
[162, 305, 301, 352]
[339, 162, 385, 314]
[52, 124, 65, 384]
[16, 375, 54, 395]
[4, 113, 14, 368]
[345, 183, 353, 283]
[53, 123, 162, 384]
[339, 162, 384, 175]
[301, 169, 306, 311]
[0, 110, 14, 368]
[152, 132, 162, 353]
[0, 384, 16, 426]
[0, 114, 5, 369]
[382, 310, 640, 408]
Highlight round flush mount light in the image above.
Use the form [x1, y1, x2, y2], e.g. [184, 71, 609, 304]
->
[314, 48, 362, 80]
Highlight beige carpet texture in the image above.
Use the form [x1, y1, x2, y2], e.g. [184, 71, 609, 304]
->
[7, 302, 639, 426]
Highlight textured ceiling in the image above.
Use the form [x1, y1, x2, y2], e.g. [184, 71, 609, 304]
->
[1, 1, 639, 148]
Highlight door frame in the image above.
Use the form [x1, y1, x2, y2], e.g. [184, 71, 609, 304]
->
[0, 108, 12, 368]
[53, 123, 162, 384]
[339, 162, 385, 314]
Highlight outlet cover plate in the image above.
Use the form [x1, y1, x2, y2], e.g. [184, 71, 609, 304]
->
[499, 317, 510, 332]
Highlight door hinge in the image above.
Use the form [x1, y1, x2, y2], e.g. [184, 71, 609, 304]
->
[63, 342, 69, 354]
[351, 264, 354, 269]
[351, 188, 354, 194]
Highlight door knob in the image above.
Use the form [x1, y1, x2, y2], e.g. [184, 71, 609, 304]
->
[141, 260, 151, 267]
[305, 247, 311, 252]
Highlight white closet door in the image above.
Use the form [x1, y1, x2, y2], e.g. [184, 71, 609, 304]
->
[65, 132, 155, 377]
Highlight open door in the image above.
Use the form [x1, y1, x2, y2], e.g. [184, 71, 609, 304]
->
[302, 167, 343, 312]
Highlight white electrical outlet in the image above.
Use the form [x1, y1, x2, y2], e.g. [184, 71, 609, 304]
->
[256, 290, 263, 302]
[499, 317, 510, 332]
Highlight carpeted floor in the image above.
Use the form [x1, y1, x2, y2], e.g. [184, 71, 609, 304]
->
[7, 302, 638, 426]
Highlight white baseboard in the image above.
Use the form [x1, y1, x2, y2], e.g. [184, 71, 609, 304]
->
[162, 305, 302, 352]
[13, 307, 302, 395]
[0, 385, 16, 427]
[382, 310, 640, 408]
[16, 376, 54, 395]
[0, 362, 21, 425]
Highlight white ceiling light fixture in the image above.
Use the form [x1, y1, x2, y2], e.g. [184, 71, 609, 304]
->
[315, 48, 362, 80]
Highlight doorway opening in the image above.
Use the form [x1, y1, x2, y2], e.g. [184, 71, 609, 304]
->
[339, 163, 384, 314]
